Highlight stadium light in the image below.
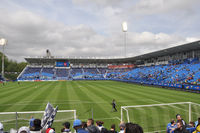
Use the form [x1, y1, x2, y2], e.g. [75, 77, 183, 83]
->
[0, 38, 7, 80]
[122, 22, 128, 57]
[122, 22, 128, 32]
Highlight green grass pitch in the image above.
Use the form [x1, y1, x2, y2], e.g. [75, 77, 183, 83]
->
[0, 81, 199, 132]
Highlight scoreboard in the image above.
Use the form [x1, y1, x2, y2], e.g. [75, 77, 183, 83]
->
[56, 61, 70, 67]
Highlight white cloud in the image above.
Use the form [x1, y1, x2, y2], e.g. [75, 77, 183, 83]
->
[185, 37, 200, 43]
[72, 0, 123, 7]
[0, 0, 199, 62]
[129, 0, 199, 15]
[0, 9, 199, 62]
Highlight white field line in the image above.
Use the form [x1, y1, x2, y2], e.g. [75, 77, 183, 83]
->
[0, 99, 162, 106]
[78, 82, 200, 116]
[1, 101, 198, 117]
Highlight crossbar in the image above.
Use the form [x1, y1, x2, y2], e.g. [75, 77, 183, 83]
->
[0, 110, 76, 115]
[121, 102, 192, 109]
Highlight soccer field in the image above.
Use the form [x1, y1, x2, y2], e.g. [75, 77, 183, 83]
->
[0, 81, 200, 132]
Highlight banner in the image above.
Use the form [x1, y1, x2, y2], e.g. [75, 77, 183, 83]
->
[43, 106, 58, 129]
[41, 102, 56, 128]
[108, 64, 134, 69]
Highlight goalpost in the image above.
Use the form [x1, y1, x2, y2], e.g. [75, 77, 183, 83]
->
[0, 110, 76, 131]
[121, 102, 200, 132]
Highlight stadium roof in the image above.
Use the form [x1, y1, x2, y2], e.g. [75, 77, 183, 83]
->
[25, 40, 200, 64]
[129, 40, 200, 60]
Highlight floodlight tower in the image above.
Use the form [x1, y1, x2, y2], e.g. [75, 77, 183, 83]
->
[122, 22, 128, 57]
[0, 38, 7, 79]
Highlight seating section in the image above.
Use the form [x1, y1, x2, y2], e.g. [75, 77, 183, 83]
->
[18, 67, 41, 80]
[71, 68, 83, 78]
[56, 68, 69, 77]
[23, 67, 41, 75]
[18, 58, 200, 91]
[42, 68, 54, 74]
[113, 63, 200, 85]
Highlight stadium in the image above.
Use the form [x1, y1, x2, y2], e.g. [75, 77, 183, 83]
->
[0, 1, 200, 133]
[0, 40, 200, 133]
[18, 40, 200, 92]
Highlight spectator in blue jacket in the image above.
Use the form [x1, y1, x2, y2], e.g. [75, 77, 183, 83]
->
[166, 119, 177, 133]
[29, 116, 35, 128]
[73, 119, 89, 133]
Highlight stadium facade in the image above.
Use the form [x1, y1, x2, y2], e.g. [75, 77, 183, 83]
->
[18, 40, 200, 92]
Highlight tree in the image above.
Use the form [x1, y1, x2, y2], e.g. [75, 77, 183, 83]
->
[0, 52, 27, 80]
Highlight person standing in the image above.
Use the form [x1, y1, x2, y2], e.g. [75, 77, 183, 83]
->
[193, 117, 200, 133]
[174, 121, 188, 133]
[0, 122, 4, 133]
[124, 123, 143, 133]
[29, 116, 35, 128]
[96, 121, 107, 133]
[73, 119, 89, 133]
[166, 119, 177, 133]
[61, 122, 71, 133]
[86, 119, 100, 133]
[30, 119, 42, 133]
[176, 114, 186, 127]
[119, 122, 125, 133]
[112, 99, 117, 112]
[108, 124, 117, 133]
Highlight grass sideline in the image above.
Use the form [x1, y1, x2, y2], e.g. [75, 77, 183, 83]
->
[0, 81, 199, 132]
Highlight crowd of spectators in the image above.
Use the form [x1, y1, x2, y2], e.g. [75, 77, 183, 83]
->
[0, 118, 143, 133]
[1, 114, 200, 133]
[71, 118, 143, 133]
[114, 62, 200, 85]
[166, 114, 200, 133]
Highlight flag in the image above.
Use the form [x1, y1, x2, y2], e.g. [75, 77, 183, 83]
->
[43, 106, 58, 129]
[41, 102, 55, 128]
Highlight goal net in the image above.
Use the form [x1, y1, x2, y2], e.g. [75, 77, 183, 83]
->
[121, 102, 200, 133]
[0, 110, 76, 131]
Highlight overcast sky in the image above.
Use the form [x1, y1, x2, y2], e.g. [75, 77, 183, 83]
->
[0, 0, 200, 62]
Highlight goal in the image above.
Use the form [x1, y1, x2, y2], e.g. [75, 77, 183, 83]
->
[121, 102, 200, 133]
[0, 110, 76, 131]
